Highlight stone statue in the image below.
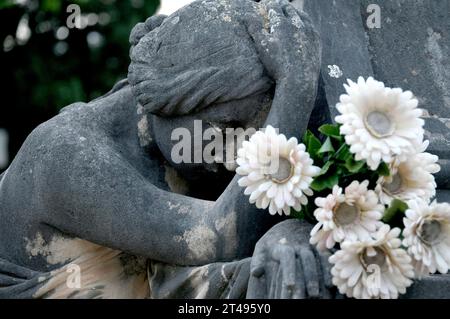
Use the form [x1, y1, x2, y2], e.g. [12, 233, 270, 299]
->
[1, 0, 449, 299]
[0, 0, 331, 299]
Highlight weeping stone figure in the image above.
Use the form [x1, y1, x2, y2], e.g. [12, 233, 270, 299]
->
[0, 0, 331, 299]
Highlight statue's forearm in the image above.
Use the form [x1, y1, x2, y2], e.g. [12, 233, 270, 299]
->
[39, 143, 274, 265]
[36, 138, 234, 266]
[213, 175, 284, 260]
[264, 76, 319, 140]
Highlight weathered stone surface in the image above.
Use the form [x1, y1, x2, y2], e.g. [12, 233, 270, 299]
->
[424, 118, 450, 159]
[292, 0, 375, 118]
[403, 274, 450, 299]
[437, 189, 450, 203]
[294, 0, 450, 121]
[360, 0, 450, 119]
[359, 0, 450, 189]
[295, 0, 450, 191]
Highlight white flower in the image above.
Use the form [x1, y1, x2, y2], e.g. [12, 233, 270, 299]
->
[329, 225, 414, 299]
[403, 199, 450, 276]
[236, 125, 320, 216]
[376, 141, 440, 206]
[310, 180, 384, 251]
[335, 77, 424, 170]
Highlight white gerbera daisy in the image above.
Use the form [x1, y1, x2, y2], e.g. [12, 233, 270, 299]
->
[310, 180, 384, 251]
[236, 125, 320, 216]
[376, 141, 440, 206]
[329, 225, 414, 299]
[335, 77, 424, 170]
[403, 199, 450, 276]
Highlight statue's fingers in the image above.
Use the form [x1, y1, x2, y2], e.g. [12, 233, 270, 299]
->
[280, 272, 296, 298]
[222, 262, 239, 281]
[247, 253, 268, 299]
[292, 255, 306, 299]
[145, 14, 167, 31]
[220, 262, 239, 298]
[263, 0, 287, 14]
[250, 251, 266, 278]
[281, 4, 304, 29]
[129, 23, 148, 46]
[263, 0, 286, 34]
[243, 18, 268, 56]
[227, 260, 251, 299]
[275, 245, 296, 298]
[298, 246, 320, 298]
[130, 15, 167, 47]
[247, 273, 267, 299]
[269, 264, 282, 299]
[227, 261, 242, 287]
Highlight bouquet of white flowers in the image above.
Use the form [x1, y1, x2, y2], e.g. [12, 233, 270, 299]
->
[236, 77, 449, 299]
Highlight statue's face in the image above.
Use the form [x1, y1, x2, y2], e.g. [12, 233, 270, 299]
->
[152, 91, 273, 197]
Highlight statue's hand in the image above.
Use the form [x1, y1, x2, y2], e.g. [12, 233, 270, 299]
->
[247, 219, 334, 299]
[246, 0, 318, 81]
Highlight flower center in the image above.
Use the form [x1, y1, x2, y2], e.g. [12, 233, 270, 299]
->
[383, 173, 403, 195]
[361, 247, 387, 269]
[269, 157, 294, 184]
[364, 111, 394, 138]
[333, 203, 360, 226]
[419, 220, 443, 245]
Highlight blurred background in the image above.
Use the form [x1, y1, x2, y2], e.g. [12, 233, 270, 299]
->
[0, 0, 195, 173]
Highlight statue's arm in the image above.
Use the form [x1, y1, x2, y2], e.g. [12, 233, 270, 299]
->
[38, 140, 215, 265]
[245, 0, 321, 139]
[36, 133, 277, 266]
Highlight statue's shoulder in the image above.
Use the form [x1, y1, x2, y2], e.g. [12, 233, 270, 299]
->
[21, 103, 102, 165]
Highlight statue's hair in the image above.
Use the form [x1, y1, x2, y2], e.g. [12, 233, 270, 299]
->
[127, 0, 273, 117]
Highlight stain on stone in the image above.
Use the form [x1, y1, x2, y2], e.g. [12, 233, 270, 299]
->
[175, 224, 217, 261]
[25, 233, 98, 265]
[119, 253, 147, 277]
[327, 65, 343, 78]
[137, 115, 152, 147]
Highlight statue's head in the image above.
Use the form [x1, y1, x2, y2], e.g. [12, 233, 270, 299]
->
[127, 0, 319, 198]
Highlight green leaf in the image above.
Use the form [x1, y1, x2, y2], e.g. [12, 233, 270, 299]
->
[319, 124, 341, 138]
[311, 171, 339, 192]
[344, 158, 366, 174]
[318, 137, 335, 154]
[291, 209, 305, 220]
[334, 143, 352, 162]
[377, 162, 390, 177]
[316, 161, 333, 177]
[383, 199, 408, 224]
[310, 180, 326, 192]
[303, 130, 322, 159]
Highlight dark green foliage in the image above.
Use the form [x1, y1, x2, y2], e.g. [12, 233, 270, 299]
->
[383, 199, 409, 228]
[0, 0, 160, 170]
[292, 123, 394, 220]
